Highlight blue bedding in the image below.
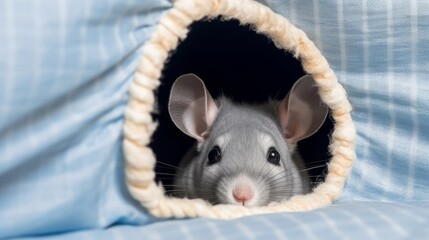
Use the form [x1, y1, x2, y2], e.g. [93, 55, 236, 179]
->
[1, 0, 428, 239]
[16, 201, 429, 240]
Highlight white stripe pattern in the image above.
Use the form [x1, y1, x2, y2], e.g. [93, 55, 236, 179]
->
[1, 0, 429, 239]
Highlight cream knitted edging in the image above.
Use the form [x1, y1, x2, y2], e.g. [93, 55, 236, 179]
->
[123, 0, 356, 219]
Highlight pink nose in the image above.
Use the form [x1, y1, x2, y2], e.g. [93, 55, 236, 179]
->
[233, 185, 254, 205]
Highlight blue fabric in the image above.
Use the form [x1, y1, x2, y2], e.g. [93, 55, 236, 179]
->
[14, 201, 429, 240]
[0, 0, 171, 239]
[261, 0, 429, 201]
[1, 0, 429, 239]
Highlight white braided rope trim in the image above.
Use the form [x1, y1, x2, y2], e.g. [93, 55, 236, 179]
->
[123, 0, 356, 220]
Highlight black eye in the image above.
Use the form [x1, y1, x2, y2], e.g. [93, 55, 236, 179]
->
[208, 146, 222, 165]
[267, 147, 280, 165]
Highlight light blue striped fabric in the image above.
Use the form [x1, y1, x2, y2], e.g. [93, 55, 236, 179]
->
[15, 201, 429, 240]
[1, 0, 429, 239]
[0, 0, 171, 239]
[261, 0, 429, 201]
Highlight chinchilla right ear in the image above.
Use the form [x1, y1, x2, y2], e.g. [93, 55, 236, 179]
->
[168, 73, 219, 143]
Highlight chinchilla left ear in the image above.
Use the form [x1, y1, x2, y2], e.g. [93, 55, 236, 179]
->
[277, 75, 329, 144]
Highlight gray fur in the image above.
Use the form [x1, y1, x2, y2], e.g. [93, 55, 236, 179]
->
[173, 97, 310, 206]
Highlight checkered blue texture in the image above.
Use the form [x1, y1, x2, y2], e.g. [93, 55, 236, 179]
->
[15, 201, 429, 240]
[261, 0, 429, 201]
[1, 0, 428, 239]
[0, 0, 171, 238]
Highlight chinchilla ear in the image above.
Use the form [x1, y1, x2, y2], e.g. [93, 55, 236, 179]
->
[168, 73, 219, 142]
[277, 75, 329, 144]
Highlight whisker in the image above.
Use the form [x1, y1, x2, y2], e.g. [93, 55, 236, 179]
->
[264, 168, 290, 182]
[304, 159, 330, 165]
[299, 164, 327, 173]
[156, 161, 185, 170]
[157, 172, 216, 186]
[256, 162, 270, 185]
[303, 152, 332, 158]
[156, 173, 177, 176]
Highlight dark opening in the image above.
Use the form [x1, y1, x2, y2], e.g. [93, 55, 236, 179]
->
[150, 18, 333, 195]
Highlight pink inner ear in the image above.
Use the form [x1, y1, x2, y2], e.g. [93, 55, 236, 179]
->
[278, 75, 329, 144]
[168, 74, 219, 142]
[205, 95, 218, 129]
[182, 97, 208, 142]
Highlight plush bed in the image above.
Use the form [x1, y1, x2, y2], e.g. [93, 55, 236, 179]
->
[1, 0, 428, 239]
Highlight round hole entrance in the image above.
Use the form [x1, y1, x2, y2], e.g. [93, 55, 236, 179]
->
[150, 17, 333, 206]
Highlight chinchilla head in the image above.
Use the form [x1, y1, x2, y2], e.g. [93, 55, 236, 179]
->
[168, 74, 328, 206]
